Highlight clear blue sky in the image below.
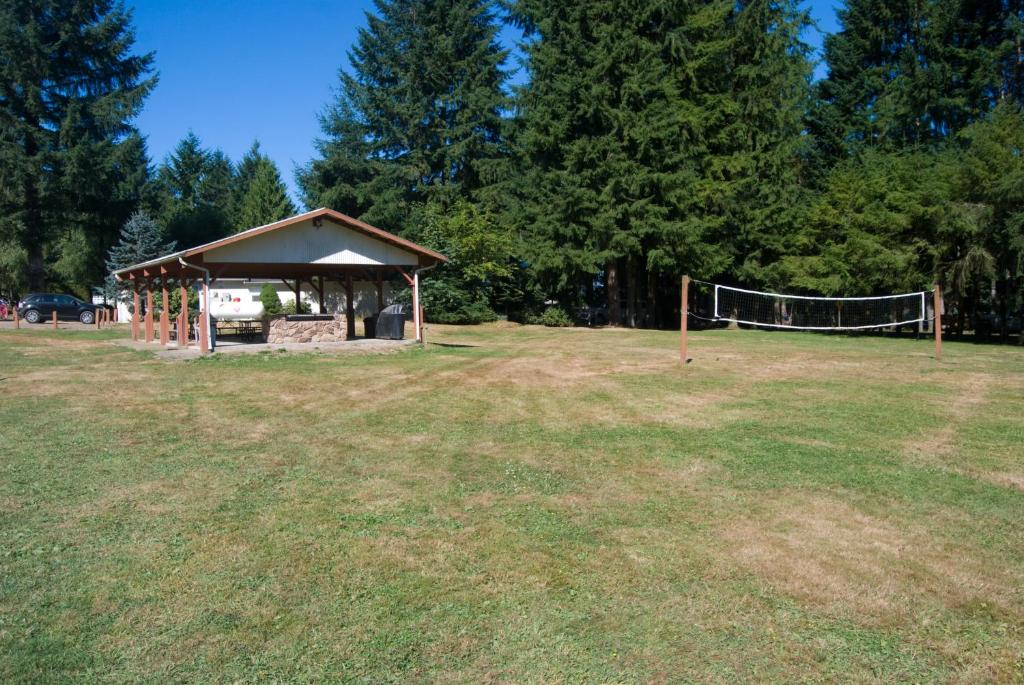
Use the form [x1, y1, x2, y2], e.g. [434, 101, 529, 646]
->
[130, 1, 842, 205]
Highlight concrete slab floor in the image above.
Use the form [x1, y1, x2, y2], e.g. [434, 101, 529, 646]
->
[116, 336, 415, 360]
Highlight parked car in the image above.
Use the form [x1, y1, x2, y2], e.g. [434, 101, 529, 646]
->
[17, 293, 99, 324]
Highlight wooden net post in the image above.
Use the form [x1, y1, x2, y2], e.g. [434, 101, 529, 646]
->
[95, 308, 101, 330]
[933, 285, 942, 361]
[13, 307, 19, 328]
[680, 275, 690, 365]
[52, 310, 58, 330]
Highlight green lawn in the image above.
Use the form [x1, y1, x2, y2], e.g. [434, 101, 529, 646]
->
[1, 323, 1022, 683]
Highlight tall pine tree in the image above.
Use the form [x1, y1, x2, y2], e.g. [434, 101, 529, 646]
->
[955, 101, 1024, 339]
[231, 141, 264, 226]
[0, 0, 155, 293]
[230, 141, 295, 230]
[152, 132, 236, 248]
[298, 0, 510, 232]
[702, 0, 814, 290]
[807, 0, 1023, 335]
[510, 0, 812, 326]
[236, 159, 296, 230]
[813, 0, 1019, 158]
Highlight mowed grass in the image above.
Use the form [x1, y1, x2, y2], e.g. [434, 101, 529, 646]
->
[1, 323, 1022, 683]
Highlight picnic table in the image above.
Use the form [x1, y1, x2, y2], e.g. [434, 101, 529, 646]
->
[214, 319, 264, 342]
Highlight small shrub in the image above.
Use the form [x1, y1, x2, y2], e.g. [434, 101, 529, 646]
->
[282, 298, 311, 315]
[529, 306, 573, 327]
[259, 283, 282, 315]
[428, 300, 499, 325]
[167, 285, 199, 318]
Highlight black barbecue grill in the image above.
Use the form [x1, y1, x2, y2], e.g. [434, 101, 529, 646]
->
[375, 304, 407, 340]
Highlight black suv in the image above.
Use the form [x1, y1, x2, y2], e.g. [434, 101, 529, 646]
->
[17, 293, 99, 324]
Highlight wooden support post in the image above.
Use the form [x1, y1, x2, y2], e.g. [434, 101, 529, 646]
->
[933, 285, 943, 361]
[52, 310, 58, 330]
[292, 278, 302, 312]
[95, 307, 101, 330]
[144, 280, 154, 343]
[375, 271, 384, 312]
[344, 273, 356, 339]
[316, 276, 326, 314]
[199, 280, 210, 354]
[160, 278, 170, 345]
[132, 287, 140, 340]
[180, 281, 189, 346]
[680, 275, 689, 365]
[14, 306, 19, 328]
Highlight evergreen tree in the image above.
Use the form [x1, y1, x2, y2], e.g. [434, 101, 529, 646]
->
[202, 149, 235, 210]
[954, 101, 1024, 339]
[104, 211, 176, 303]
[511, 1, 709, 325]
[231, 140, 265, 226]
[813, 0, 1018, 158]
[230, 141, 295, 230]
[0, 0, 155, 292]
[156, 133, 208, 211]
[805, 0, 1022, 339]
[236, 159, 296, 230]
[704, 0, 814, 290]
[510, 0, 812, 326]
[298, 0, 510, 231]
[774, 150, 952, 296]
[153, 132, 235, 248]
[259, 283, 283, 315]
[51, 132, 154, 293]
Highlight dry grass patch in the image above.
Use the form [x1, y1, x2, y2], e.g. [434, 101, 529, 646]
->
[721, 491, 1024, 628]
[986, 472, 1024, 492]
[901, 371, 1024, 493]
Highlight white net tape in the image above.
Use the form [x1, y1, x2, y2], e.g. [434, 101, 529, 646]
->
[706, 283, 928, 331]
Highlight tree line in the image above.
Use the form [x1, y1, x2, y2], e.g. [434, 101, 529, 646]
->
[2, 0, 1023, 338]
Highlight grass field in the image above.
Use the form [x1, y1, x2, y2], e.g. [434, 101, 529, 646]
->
[1, 322, 1022, 683]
